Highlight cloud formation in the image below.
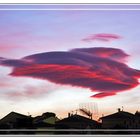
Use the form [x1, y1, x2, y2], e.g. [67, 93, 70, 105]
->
[0, 47, 140, 98]
[4, 84, 56, 100]
[82, 33, 121, 42]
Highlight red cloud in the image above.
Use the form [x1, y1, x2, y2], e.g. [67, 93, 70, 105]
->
[0, 47, 140, 99]
[82, 33, 121, 42]
[10, 64, 140, 98]
[90, 92, 116, 98]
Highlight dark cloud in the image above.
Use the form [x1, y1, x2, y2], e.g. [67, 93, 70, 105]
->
[0, 47, 140, 98]
[0, 59, 31, 67]
[82, 33, 121, 42]
[70, 47, 129, 63]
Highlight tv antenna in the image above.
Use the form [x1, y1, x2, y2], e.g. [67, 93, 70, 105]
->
[79, 102, 98, 119]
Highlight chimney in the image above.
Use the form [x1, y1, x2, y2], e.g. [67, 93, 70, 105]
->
[68, 113, 71, 117]
[118, 108, 121, 112]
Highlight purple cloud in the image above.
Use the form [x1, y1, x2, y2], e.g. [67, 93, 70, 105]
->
[0, 47, 140, 98]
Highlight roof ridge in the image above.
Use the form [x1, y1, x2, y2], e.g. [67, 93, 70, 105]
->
[100, 111, 135, 119]
[9, 111, 28, 117]
[58, 114, 98, 123]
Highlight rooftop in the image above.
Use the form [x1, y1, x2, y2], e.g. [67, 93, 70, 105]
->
[57, 114, 100, 125]
[100, 110, 134, 120]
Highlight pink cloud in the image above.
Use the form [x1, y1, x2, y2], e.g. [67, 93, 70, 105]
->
[4, 84, 57, 100]
[82, 33, 122, 42]
[0, 82, 12, 87]
[0, 47, 139, 99]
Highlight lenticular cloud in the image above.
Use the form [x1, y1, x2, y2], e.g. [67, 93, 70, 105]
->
[0, 47, 140, 98]
[82, 33, 121, 42]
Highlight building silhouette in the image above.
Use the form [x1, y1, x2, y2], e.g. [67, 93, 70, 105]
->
[134, 111, 140, 129]
[0, 108, 140, 135]
[56, 113, 101, 129]
[0, 111, 33, 129]
[55, 113, 101, 134]
[100, 108, 140, 129]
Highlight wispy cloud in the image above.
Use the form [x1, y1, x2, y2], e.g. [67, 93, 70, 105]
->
[3, 84, 57, 101]
[82, 33, 122, 42]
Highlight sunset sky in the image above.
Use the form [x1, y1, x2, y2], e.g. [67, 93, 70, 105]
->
[0, 4, 140, 119]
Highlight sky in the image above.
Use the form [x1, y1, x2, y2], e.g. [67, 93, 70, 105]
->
[0, 4, 140, 119]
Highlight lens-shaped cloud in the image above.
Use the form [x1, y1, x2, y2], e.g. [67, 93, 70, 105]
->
[82, 33, 121, 42]
[0, 47, 140, 98]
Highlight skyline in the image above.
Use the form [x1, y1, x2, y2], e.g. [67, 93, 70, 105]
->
[0, 4, 140, 119]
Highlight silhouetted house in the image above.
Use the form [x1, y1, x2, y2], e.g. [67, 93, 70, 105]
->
[33, 112, 59, 129]
[32, 112, 60, 134]
[134, 111, 140, 128]
[100, 109, 135, 129]
[0, 111, 33, 129]
[56, 114, 101, 129]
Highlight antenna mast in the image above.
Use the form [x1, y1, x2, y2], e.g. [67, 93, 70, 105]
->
[79, 102, 98, 119]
